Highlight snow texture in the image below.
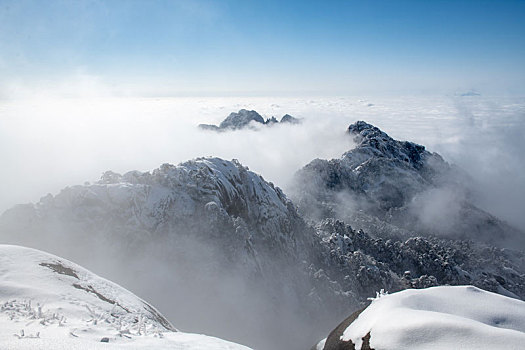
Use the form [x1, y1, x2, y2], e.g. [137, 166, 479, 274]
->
[316, 218, 525, 300]
[340, 285, 525, 350]
[1, 157, 311, 258]
[0, 244, 251, 349]
[0, 157, 319, 350]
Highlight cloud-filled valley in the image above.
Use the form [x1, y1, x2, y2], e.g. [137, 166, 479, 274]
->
[2, 1, 525, 349]
[1, 94, 523, 231]
[1, 93, 525, 350]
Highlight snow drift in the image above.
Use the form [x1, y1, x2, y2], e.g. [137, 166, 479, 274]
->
[0, 244, 251, 349]
[319, 285, 525, 350]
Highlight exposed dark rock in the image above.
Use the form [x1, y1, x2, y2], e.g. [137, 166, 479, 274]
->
[266, 116, 279, 124]
[72, 283, 131, 312]
[40, 261, 79, 279]
[321, 307, 367, 350]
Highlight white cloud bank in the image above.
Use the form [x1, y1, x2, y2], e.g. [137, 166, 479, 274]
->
[0, 92, 524, 233]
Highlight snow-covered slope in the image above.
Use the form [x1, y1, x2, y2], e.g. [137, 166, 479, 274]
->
[320, 286, 525, 350]
[0, 157, 313, 262]
[0, 244, 251, 350]
[292, 121, 524, 248]
[2, 154, 524, 349]
[0, 157, 321, 350]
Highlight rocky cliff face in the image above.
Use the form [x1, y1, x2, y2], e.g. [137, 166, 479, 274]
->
[292, 121, 524, 248]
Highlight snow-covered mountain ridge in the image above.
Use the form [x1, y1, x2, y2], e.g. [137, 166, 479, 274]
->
[0, 157, 321, 350]
[1, 123, 524, 349]
[0, 244, 251, 349]
[292, 121, 524, 248]
[2, 157, 312, 258]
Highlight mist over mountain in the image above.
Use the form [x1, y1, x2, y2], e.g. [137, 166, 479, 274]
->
[0, 157, 330, 350]
[1, 122, 525, 349]
[291, 121, 525, 249]
[2, 0, 524, 348]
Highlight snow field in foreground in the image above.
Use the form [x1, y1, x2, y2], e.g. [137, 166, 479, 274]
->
[342, 285, 525, 350]
[0, 244, 252, 350]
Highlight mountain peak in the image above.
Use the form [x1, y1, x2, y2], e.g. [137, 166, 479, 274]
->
[0, 244, 255, 349]
[280, 114, 300, 124]
[292, 120, 524, 248]
[346, 121, 427, 169]
[219, 109, 265, 130]
[348, 120, 386, 137]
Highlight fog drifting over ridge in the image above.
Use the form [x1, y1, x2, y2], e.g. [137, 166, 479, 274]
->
[0, 93, 524, 233]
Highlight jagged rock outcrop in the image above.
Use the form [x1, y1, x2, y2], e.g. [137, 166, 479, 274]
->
[317, 306, 371, 350]
[198, 109, 300, 131]
[292, 121, 524, 248]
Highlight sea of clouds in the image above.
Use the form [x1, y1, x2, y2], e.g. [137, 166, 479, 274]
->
[1, 94, 523, 231]
[1, 91, 524, 350]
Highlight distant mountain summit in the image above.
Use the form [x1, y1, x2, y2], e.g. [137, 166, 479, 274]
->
[292, 121, 524, 248]
[198, 109, 300, 131]
[293, 120, 454, 214]
[280, 114, 301, 124]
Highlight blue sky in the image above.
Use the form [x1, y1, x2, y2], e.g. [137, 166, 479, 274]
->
[1, 0, 524, 96]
